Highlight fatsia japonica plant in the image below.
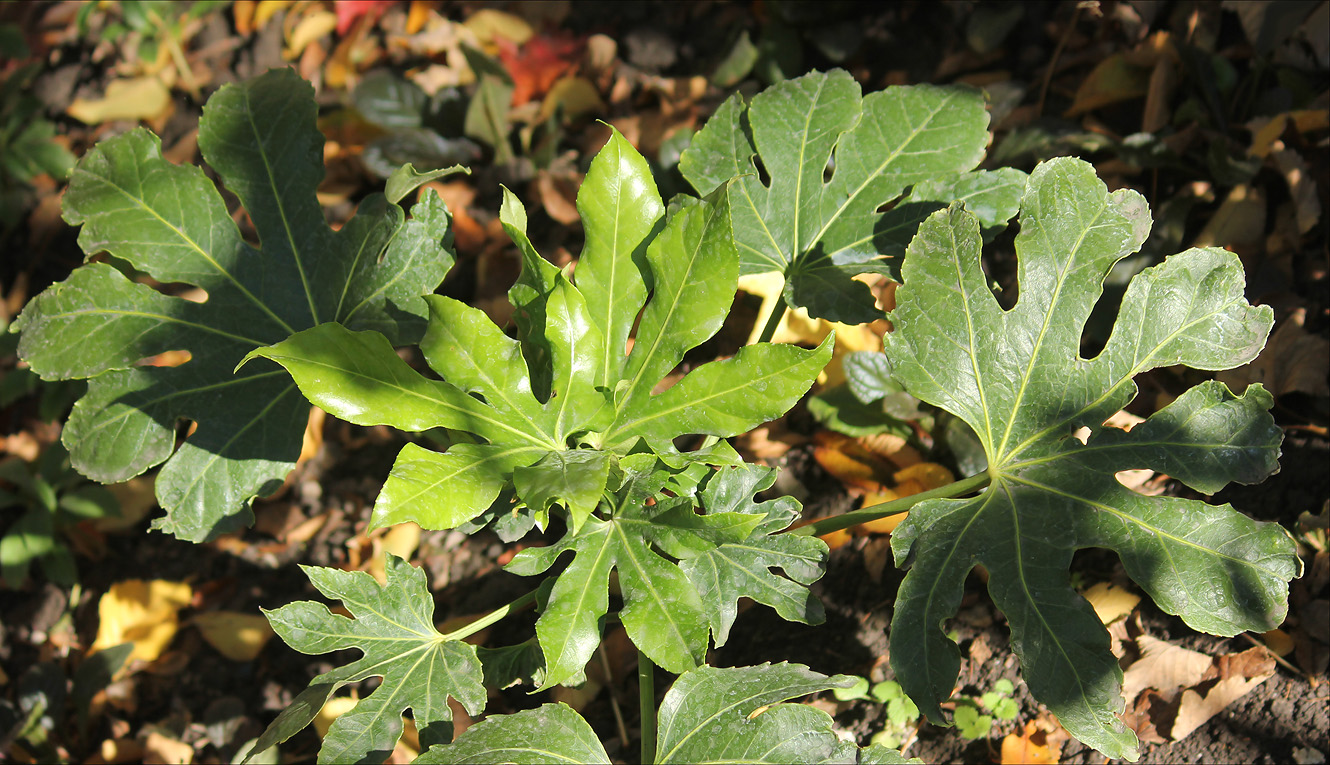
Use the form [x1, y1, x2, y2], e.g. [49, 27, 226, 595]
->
[8, 64, 1300, 765]
[11, 69, 458, 541]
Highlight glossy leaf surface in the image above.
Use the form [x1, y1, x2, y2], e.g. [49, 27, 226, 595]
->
[655, 663, 917, 764]
[680, 68, 1023, 324]
[883, 157, 1298, 760]
[414, 703, 609, 764]
[249, 129, 831, 685]
[504, 456, 827, 688]
[13, 70, 454, 541]
[254, 554, 484, 764]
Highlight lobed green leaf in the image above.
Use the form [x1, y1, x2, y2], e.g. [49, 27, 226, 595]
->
[680, 69, 1019, 323]
[253, 554, 485, 764]
[13, 70, 454, 541]
[882, 156, 1298, 760]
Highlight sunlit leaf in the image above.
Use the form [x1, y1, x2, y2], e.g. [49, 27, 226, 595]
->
[251, 554, 484, 764]
[680, 68, 1023, 323]
[882, 157, 1299, 760]
[14, 70, 455, 541]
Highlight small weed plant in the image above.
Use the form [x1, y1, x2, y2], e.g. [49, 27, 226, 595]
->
[12, 68, 1299, 763]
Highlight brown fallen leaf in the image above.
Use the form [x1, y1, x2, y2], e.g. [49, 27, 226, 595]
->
[1170, 648, 1275, 740]
[1217, 307, 1330, 398]
[1122, 634, 1276, 743]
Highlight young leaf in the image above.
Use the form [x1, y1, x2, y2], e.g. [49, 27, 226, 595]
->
[680, 68, 1023, 324]
[251, 554, 484, 764]
[882, 157, 1299, 760]
[12, 69, 455, 542]
[504, 456, 828, 688]
[250, 129, 832, 685]
[655, 663, 918, 764]
[249, 128, 829, 527]
[414, 703, 609, 764]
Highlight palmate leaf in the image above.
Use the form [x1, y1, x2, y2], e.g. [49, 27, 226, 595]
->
[12, 69, 454, 542]
[882, 157, 1300, 760]
[680, 68, 1025, 324]
[253, 554, 485, 764]
[654, 663, 918, 764]
[247, 128, 832, 686]
[505, 457, 828, 688]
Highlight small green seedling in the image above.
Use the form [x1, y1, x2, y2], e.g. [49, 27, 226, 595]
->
[0, 441, 119, 588]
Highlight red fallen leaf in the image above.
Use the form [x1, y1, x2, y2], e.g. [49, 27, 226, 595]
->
[335, 0, 396, 36]
[496, 32, 585, 106]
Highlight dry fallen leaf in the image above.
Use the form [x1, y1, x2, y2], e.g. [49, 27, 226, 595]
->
[192, 611, 276, 662]
[143, 730, 194, 765]
[67, 77, 172, 124]
[1121, 634, 1276, 743]
[91, 580, 193, 664]
[1217, 307, 1330, 398]
[1081, 581, 1141, 625]
[1170, 648, 1275, 740]
[365, 522, 422, 583]
[1001, 719, 1066, 765]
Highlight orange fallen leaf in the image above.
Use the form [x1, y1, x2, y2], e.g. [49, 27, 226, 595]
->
[497, 32, 585, 107]
[1001, 720, 1063, 765]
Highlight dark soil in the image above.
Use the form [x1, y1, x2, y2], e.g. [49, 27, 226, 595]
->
[2, 2, 1327, 764]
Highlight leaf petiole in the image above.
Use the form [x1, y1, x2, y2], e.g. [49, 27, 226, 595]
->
[754, 287, 788, 346]
[439, 587, 540, 642]
[787, 470, 991, 538]
[639, 649, 657, 765]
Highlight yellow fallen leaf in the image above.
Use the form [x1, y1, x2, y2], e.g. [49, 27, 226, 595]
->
[1248, 110, 1330, 157]
[67, 77, 172, 124]
[284, 9, 338, 61]
[1192, 184, 1265, 250]
[1082, 581, 1141, 624]
[144, 730, 193, 764]
[366, 522, 421, 583]
[463, 8, 532, 50]
[538, 77, 605, 124]
[894, 462, 954, 492]
[192, 611, 275, 662]
[254, 0, 296, 32]
[91, 580, 193, 664]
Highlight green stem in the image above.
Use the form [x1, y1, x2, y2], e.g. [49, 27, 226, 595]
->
[638, 650, 657, 765]
[439, 587, 539, 642]
[787, 470, 992, 538]
[754, 288, 788, 345]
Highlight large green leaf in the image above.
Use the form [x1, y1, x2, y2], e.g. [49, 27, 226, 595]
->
[12, 69, 454, 541]
[253, 554, 485, 764]
[249, 129, 831, 686]
[655, 663, 918, 764]
[882, 157, 1299, 760]
[680, 68, 1023, 324]
[248, 128, 829, 534]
